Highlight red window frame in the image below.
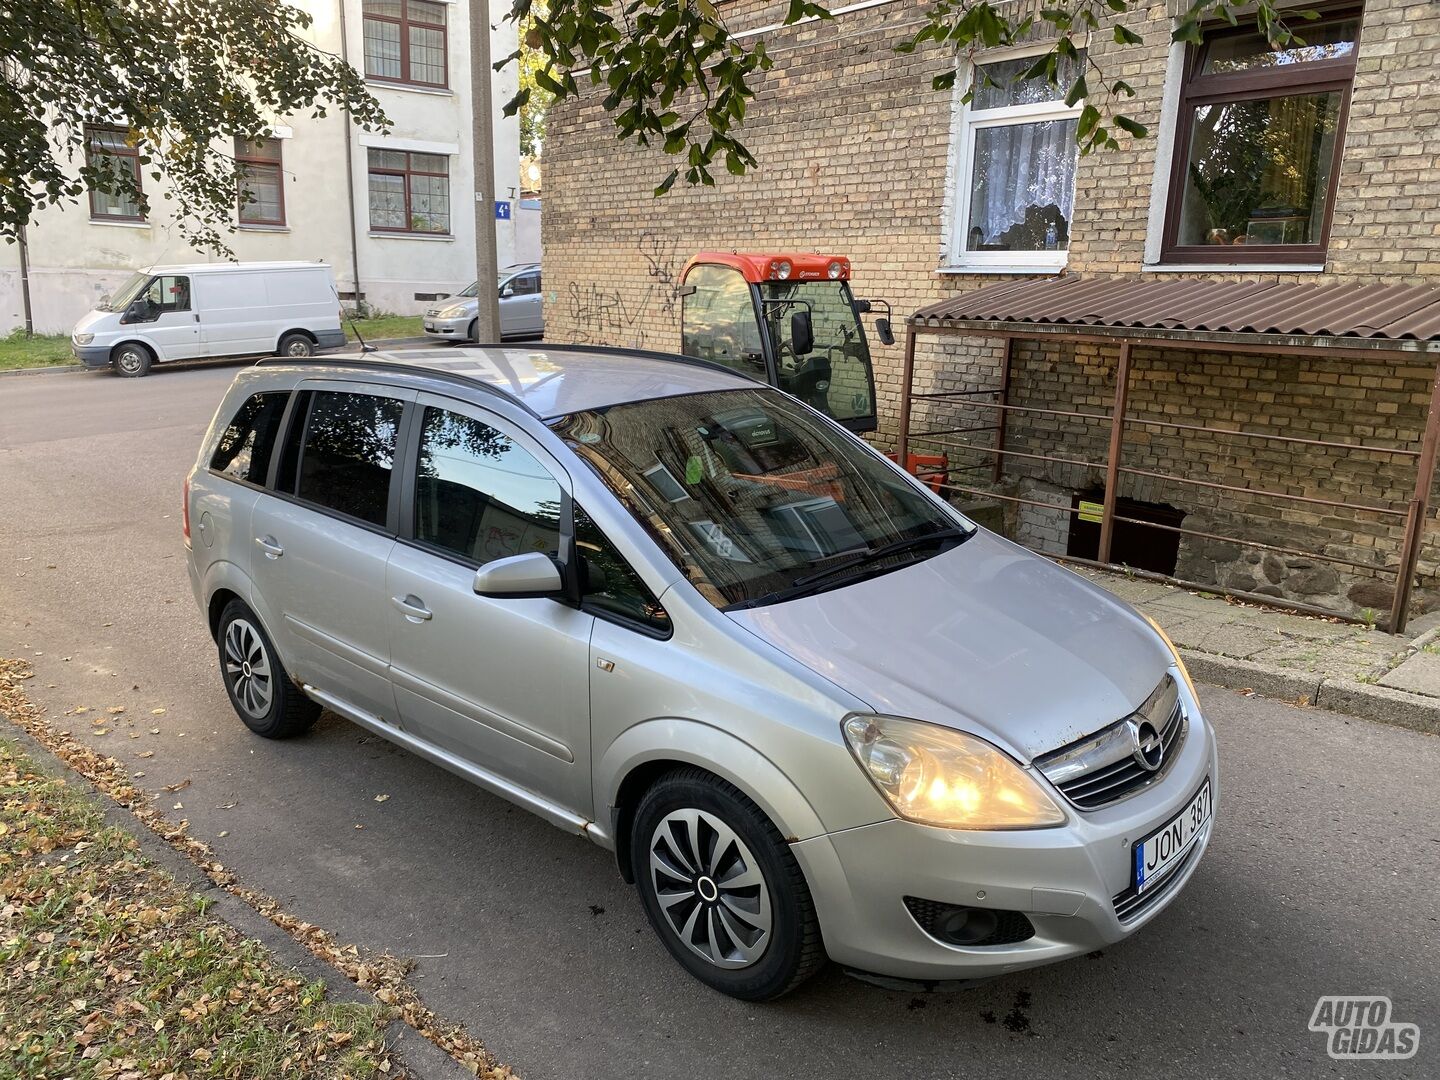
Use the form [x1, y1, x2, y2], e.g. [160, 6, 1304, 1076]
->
[1160, 10, 1361, 266]
[367, 149, 451, 235]
[235, 137, 286, 227]
[362, 0, 449, 89]
[85, 125, 145, 223]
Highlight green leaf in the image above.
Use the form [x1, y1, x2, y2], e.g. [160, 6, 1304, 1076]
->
[653, 169, 679, 197]
[1064, 74, 1088, 108]
[1113, 25, 1143, 45]
[1114, 115, 1149, 139]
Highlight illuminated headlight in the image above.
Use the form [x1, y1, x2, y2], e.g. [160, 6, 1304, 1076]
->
[773, 259, 792, 280]
[73, 333, 95, 345]
[842, 715, 1065, 829]
[827, 260, 844, 279]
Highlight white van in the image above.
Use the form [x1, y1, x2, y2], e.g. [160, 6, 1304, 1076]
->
[71, 261, 346, 377]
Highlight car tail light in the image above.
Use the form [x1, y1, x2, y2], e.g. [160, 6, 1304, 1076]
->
[182, 476, 191, 548]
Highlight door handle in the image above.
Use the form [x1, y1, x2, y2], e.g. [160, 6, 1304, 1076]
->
[391, 594, 433, 622]
[255, 535, 284, 559]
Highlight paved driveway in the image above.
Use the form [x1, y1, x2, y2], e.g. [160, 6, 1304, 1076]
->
[2, 361, 1437, 1079]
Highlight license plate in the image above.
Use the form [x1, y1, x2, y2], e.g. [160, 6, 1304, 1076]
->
[423, 320, 436, 331]
[1135, 780, 1211, 893]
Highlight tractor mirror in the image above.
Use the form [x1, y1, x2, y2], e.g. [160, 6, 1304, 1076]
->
[790, 310, 815, 356]
[875, 318, 895, 346]
[852, 299, 872, 314]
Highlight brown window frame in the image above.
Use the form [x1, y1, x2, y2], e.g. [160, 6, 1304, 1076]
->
[362, 0, 449, 90]
[367, 149, 452, 235]
[1159, 10, 1360, 266]
[235, 137, 286, 227]
[85, 125, 145, 223]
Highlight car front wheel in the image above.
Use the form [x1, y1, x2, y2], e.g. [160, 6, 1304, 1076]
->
[631, 768, 825, 1000]
[113, 343, 152, 377]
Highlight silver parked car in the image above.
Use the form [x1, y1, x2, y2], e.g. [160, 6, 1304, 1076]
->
[423, 264, 543, 342]
[186, 345, 1217, 1000]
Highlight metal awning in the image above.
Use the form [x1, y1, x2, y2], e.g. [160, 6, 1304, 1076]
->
[909, 276, 1440, 356]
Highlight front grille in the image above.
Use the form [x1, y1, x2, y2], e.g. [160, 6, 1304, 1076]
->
[1035, 674, 1187, 810]
[903, 897, 1035, 947]
[1112, 834, 1202, 922]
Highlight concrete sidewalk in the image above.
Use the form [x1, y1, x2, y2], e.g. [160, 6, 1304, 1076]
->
[1080, 566, 1440, 734]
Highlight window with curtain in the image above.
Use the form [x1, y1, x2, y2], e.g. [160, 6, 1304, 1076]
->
[949, 51, 1084, 270]
[367, 148, 451, 234]
[85, 126, 144, 222]
[362, 0, 448, 88]
[235, 137, 285, 226]
[1161, 12, 1360, 263]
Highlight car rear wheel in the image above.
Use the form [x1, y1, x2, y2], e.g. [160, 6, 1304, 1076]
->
[631, 768, 824, 1000]
[278, 332, 316, 358]
[216, 600, 321, 738]
[113, 343, 152, 377]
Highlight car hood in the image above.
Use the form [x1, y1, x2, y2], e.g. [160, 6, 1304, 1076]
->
[72, 308, 110, 335]
[724, 529, 1173, 763]
[433, 296, 479, 314]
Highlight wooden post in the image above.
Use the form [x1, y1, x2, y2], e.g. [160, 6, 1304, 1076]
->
[1390, 362, 1440, 633]
[992, 336, 1014, 484]
[896, 325, 917, 472]
[1098, 342, 1133, 566]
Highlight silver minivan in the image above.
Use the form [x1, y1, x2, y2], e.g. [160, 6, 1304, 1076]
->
[186, 345, 1217, 1000]
[422, 264, 543, 342]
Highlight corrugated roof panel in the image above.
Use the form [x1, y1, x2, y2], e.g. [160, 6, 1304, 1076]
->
[910, 277, 1440, 346]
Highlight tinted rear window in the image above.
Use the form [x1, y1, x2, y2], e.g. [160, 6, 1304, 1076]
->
[210, 391, 289, 486]
[295, 390, 404, 527]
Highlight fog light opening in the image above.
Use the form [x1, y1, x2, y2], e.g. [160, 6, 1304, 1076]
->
[903, 896, 1036, 947]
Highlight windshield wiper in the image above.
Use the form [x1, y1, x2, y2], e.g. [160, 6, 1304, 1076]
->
[789, 526, 972, 590]
[725, 526, 972, 611]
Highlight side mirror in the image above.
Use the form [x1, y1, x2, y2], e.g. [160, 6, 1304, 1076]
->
[852, 299, 873, 314]
[875, 318, 895, 346]
[500, 285, 515, 299]
[473, 551, 564, 598]
[790, 310, 815, 356]
[121, 299, 148, 324]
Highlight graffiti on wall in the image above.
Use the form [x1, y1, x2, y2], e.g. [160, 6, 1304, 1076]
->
[563, 231, 684, 349]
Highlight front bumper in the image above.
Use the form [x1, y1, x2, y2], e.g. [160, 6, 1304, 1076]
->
[792, 684, 1219, 982]
[73, 344, 112, 368]
[423, 314, 472, 339]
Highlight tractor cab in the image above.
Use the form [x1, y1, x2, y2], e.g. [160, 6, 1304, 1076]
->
[678, 252, 891, 433]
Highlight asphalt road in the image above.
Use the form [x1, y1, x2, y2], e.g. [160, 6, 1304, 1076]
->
[2, 360, 1437, 1080]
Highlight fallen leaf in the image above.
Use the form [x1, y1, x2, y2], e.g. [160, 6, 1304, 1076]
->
[172, 802, 183, 810]
[218, 831, 229, 838]
[373, 794, 389, 803]
[136, 751, 154, 759]
[161, 779, 191, 794]
[107, 706, 125, 715]
[151, 708, 166, 716]
[149, 728, 160, 735]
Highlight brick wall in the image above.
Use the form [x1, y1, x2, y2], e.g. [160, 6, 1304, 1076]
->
[543, 0, 1440, 619]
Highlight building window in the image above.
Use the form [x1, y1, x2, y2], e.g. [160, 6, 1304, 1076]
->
[236, 137, 286, 226]
[363, 0, 448, 88]
[367, 149, 451, 234]
[85, 125, 144, 222]
[1160, 12, 1360, 264]
[949, 51, 1084, 270]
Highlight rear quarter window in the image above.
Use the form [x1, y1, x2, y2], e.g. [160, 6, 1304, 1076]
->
[210, 391, 290, 486]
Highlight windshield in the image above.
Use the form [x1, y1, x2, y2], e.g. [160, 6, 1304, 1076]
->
[760, 280, 875, 426]
[100, 272, 152, 312]
[458, 281, 479, 298]
[551, 387, 970, 608]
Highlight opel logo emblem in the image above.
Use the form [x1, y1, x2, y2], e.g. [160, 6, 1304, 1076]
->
[1129, 719, 1165, 772]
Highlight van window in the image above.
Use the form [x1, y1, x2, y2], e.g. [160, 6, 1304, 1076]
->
[412, 407, 561, 564]
[210, 392, 290, 486]
[574, 505, 670, 634]
[145, 275, 191, 314]
[295, 391, 404, 527]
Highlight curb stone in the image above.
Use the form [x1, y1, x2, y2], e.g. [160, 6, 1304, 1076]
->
[1182, 648, 1440, 735]
[0, 714, 473, 1080]
[0, 363, 86, 378]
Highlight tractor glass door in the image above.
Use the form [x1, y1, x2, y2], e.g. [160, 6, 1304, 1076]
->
[761, 281, 876, 430]
[680, 265, 769, 379]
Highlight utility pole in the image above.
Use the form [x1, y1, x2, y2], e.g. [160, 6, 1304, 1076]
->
[470, 0, 502, 341]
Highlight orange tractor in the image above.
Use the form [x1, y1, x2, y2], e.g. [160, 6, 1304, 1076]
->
[677, 252, 893, 434]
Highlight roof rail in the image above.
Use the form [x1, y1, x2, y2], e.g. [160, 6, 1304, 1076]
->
[477, 340, 766, 385]
[251, 354, 543, 417]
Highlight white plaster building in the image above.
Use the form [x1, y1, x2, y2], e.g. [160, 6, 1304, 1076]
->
[0, 0, 523, 334]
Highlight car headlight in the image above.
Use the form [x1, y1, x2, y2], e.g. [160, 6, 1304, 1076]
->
[842, 715, 1066, 829]
[438, 305, 467, 318]
[73, 333, 94, 345]
[1142, 614, 1197, 701]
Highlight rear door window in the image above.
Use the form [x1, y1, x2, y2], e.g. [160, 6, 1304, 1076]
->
[294, 390, 405, 527]
[412, 406, 562, 564]
[210, 391, 290, 486]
